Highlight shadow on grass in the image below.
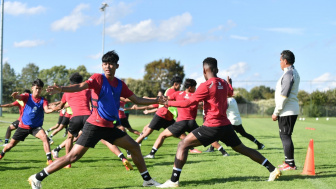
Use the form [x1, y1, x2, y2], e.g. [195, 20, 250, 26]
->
[145, 160, 205, 167]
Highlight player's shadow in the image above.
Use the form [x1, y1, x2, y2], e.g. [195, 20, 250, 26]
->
[145, 160, 205, 168]
[0, 165, 34, 171]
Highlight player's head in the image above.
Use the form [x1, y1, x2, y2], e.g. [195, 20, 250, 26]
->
[157, 89, 165, 97]
[102, 50, 119, 76]
[280, 50, 295, 70]
[203, 57, 218, 80]
[184, 78, 197, 93]
[23, 89, 31, 94]
[171, 76, 182, 90]
[31, 79, 44, 96]
[70, 72, 83, 84]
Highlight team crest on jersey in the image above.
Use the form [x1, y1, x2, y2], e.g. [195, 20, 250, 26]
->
[33, 106, 37, 112]
[218, 82, 223, 89]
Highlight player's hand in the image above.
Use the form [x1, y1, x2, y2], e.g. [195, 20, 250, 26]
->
[227, 76, 232, 85]
[272, 114, 278, 121]
[46, 83, 62, 95]
[11, 92, 19, 99]
[143, 109, 149, 114]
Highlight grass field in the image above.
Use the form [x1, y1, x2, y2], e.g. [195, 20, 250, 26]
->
[0, 113, 335, 189]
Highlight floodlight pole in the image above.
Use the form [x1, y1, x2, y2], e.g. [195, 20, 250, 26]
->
[0, 0, 4, 116]
[100, 3, 108, 73]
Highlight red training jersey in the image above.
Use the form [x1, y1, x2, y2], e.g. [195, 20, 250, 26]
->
[119, 101, 127, 119]
[19, 93, 48, 129]
[155, 87, 177, 120]
[86, 73, 133, 128]
[61, 90, 91, 117]
[12, 101, 24, 121]
[169, 91, 198, 122]
[168, 77, 233, 127]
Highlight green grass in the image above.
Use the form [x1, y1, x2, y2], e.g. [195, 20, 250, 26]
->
[0, 113, 335, 189]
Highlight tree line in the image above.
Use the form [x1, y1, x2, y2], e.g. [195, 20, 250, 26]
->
[2, 59, 335, 117]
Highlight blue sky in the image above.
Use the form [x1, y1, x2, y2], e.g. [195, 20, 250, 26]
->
[2, 0, 336, 92]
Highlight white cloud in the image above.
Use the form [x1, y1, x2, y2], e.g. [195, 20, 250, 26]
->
[230, 35, 258, 41]
[105, 12, 192, 43]
[312, 73, 336, 91]
[51, 4, 90, 31]
[14, 40, 45, 47]
[263, 27, 304, 34]
[4, 1, 46, 16]
[87, 52, 102, 60]
[218, 62, 249, 78]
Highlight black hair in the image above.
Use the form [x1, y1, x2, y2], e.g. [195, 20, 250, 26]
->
[203, 57, 218, 74]
[281, 50, 295, 65]
[171, 76, 183, 85]
[70, 72, 83, 84]
[159, 89, 165, 95]
[23, 89, 31, 94]
[32, 79, 44, 87]
[184, 78, 197, 89]
[102, 50, 119, 64]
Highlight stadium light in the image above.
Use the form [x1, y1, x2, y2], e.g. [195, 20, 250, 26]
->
[0, 0, 4, 116]
[100, 2, 108, 73]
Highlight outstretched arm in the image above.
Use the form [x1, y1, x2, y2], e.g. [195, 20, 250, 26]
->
[128, 94, 159, 105]
[46, 82, 89, 95]
[0, 103, 15, 108]
[11, 92, 22, 100]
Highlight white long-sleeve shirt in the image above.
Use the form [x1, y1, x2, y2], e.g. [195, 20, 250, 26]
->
[227, 97, 242, 125]
[273, 65, 300, 116]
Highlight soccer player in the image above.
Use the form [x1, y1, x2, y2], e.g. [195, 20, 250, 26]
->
[0, 79, 55, 165]
[143, 79, 202, 159]
[48, 104, 72, 144]
[135, 76, 182, 145]
[272, 50, 300, 171]
[28, 50, 161, 188]
[46, 108, 66, 136]
[0, 89, 31, 146]
[157, 57, 281, 188]
[118, 98, 141, 136]
[204, 96, 265, 152]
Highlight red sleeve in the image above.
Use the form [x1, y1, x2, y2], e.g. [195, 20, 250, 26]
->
[12, 101, 20, 107]
[166, 88, 176, 96]
[120, 81, 134, 98]
[61, 93, 67, 103]
[20, 93, 29, 103]
[152, 104, 159, 108]
[86, 74, 102, 93]
[43, 99, 49, 108]
[227, 83, 234, 97]
[168, 83, 208, 108]
[168, 91, 178, 100]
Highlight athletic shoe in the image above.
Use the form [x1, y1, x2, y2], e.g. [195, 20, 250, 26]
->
[142, 178, 161, 187]
[268, 168, 281, 181]
[64, 164, 71, 169]
[0, 154, 3, 160]
[278, 162, 286, 168]
[157, 180, 179, 188]
[47, 159, 53, 165]
[48, 138, 54, 145]
[279, 163, 297, 171]
[189, 149, 202, 153]
[258, 144, 265, 150]
[28, 174, 41, 189]
[52, 150, 59, 159]
[223, 152, 230, 157]
[122, 158, 133, 171]
[203, 148, 215, 152]
[144, 154, 155, 159]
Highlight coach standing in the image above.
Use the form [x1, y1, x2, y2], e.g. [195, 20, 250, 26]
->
[272, 50, 300, 171]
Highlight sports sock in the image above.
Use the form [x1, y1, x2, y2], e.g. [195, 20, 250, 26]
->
[254, 139, 261, 146]
[140, 171, 152, 181]
[209, 145, 215, 151]
[118, 153, 126, 161]
[149, 147, 157, 155]
[46, 152, 52, 160]
[1, 150, 5, 157]
[54, 145, 62, 152]
[218, 146, 227, 155]
[261, 159, 276, 172]
[171, 167, 182, 182]
[47, 129, 51, 132]
[126, 150, 131, 156]
[50, 135, 53, 138]
[285, 159, 295, 167]
[4, 139, 9, 144]
[35, 169, 49, 181]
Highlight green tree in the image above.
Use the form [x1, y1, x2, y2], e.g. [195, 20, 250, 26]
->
[233, 87, 250, 103]
[19, 63, 40, 89]
[2, 62, 19, 103]
[125, 78, 156, 97]
[297, 90, 310, 106]
[143, 58, 185, 95]
[68, 65, 92, 81]
[249, 85, 275, 100]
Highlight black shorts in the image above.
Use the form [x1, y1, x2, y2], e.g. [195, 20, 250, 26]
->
[57, 116, 64, 125]
[61, 116, 70, 125]
[168, 120, 199, 137]
[191, 125, 242, 147]
[120, 118, 131, 129]
[12, 127, 43, 141]
[278, 115, 298, 135]
[76, 122, 127, 148]
[68, 115, 89, 137]
[148, 114, 175, 131]
[11, 120, 20, 129]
